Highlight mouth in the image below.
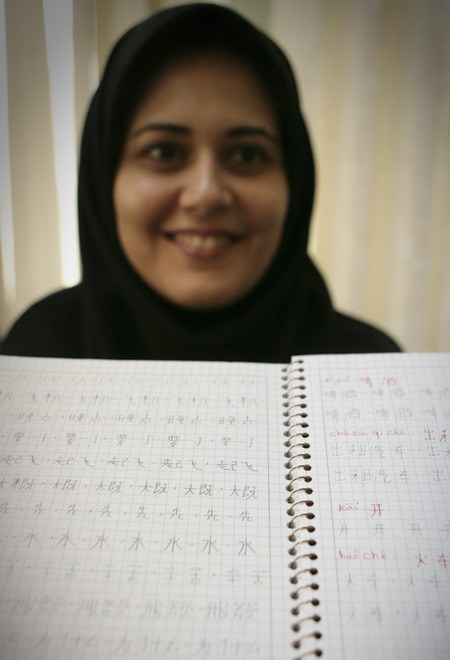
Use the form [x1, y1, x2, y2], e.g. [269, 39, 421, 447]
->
[164, 230, 241, 258]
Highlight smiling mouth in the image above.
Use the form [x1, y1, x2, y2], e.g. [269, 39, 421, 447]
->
[171, 232, 234, 247]
[165, 231, 240, 258]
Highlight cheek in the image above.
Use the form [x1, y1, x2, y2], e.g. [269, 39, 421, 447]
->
[114, 173, 158, 231]
[249, 179, 288, 246]
[113, 174, 161, 277]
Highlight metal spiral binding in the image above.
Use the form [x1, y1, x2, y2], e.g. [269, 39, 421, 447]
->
[282, 359, 323, 659]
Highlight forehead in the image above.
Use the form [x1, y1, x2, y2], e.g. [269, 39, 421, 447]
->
[129, 50, 278, 128]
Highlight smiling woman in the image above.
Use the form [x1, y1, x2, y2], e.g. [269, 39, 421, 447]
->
[1, 2, 400, 361]
[114, 50, 288, 310]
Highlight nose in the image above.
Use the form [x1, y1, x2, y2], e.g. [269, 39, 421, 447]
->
[179, 152, 232, 216]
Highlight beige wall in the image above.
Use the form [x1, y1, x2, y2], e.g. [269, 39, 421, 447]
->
[1, 0, 449, 351]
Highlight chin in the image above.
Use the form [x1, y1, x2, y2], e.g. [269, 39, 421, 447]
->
[169, 287, 247, 311]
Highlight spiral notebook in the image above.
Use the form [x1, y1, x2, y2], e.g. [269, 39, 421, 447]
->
[0, 352, 449, 659]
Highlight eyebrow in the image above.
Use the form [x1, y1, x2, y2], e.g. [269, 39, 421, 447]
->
[129, 123, 279, 144]
[226, 126, 279, 144]
[130, 123, 189, 138]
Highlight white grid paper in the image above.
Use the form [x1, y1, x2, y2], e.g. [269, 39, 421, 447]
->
[298, 353, 450, 659]
[0, 357, 291, 660]
[1, 353, 449, 660]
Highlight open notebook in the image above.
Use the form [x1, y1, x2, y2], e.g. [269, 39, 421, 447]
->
[0, 353, 449, 659]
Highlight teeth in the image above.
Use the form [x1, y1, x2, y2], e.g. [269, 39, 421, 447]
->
[173, 234, 231, 249]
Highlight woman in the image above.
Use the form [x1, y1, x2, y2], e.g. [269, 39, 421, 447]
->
[1, 3, 400, 361]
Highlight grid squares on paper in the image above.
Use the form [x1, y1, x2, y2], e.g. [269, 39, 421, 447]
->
[0, 357, 292, 660]
[303, 353, 450, 660]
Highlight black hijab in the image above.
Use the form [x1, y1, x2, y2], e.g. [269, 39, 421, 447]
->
[2, 3, 400, 360]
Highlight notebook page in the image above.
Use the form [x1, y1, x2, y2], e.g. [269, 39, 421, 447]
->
[0, 356, 292, 660]
[298, 353, 450, 659]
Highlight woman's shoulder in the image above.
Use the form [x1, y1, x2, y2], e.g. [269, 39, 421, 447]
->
[326, 310, 402, 353]
[1, 286, 83, 358]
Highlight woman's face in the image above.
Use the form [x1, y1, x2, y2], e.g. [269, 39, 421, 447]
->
[113, 51, 288, 310]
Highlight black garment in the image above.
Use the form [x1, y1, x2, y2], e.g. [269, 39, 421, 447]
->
[2, 3, 400, 361]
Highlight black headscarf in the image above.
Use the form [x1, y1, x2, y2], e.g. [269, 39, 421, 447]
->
[2, 3, 400, 360]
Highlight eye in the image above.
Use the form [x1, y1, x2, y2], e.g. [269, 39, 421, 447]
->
[144, 142, 185, 167]
[226, 145, 270, 171]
